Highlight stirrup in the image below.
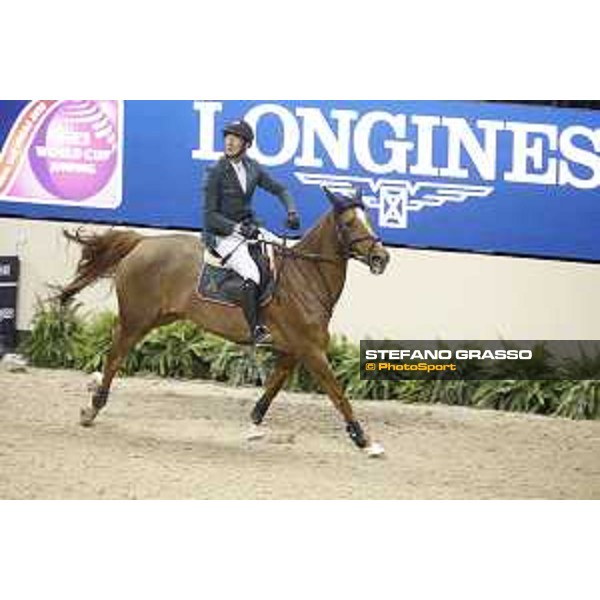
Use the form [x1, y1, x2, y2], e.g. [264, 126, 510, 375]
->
[252, 325, 273, 346]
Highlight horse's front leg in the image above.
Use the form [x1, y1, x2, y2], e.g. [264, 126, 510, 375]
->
[301, 350, 385, 457]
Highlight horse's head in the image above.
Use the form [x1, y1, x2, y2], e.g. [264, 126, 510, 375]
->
[323, 186, 390, 275]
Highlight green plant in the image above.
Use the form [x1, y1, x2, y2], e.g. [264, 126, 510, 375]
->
[20, 304, 600, 420]
[134, 321, 210, 379]
[554, 380, 600, 420]
[20, 300, 86, 368]
[203, 336, 274, 385]
[392, 380, 432, 404]
[76, 311, 119, 373]
[429, 378, 478, 406]
[472, 379, 564, 415]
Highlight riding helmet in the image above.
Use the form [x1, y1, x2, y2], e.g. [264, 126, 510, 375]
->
[222, 120, 254, 146]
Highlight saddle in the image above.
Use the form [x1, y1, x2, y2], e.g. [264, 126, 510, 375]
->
[197, 241, 277, 308]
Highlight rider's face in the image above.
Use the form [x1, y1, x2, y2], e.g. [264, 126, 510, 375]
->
[224, 133, 246, 159]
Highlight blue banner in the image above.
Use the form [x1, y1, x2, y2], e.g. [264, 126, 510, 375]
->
[1, 100, 599, 261]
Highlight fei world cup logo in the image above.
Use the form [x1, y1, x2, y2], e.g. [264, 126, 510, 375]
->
[0, 100, 123, 208]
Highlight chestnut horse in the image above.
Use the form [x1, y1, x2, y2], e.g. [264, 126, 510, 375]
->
[60, 187, 390, 456]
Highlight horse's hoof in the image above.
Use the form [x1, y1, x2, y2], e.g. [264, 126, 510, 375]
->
[80, 407, 98, 427]
[246, 424, 266, 441]
[364, 442, 386, 458]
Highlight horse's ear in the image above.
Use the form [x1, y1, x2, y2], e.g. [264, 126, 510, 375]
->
[354, 187, 363, 201]
[322, 186, 339, 206]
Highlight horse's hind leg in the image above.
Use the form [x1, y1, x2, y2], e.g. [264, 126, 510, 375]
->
[251, 353, 297, 425]
[248, 354, 297, 437]
[80, 318, 154, 426]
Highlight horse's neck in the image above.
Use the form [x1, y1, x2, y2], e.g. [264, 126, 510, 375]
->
[295, 211, 339, 256]
[288, 212, 348, 316]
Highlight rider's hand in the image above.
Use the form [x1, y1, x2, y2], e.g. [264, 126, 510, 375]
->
[286, 210, 301, 230]
[239, 221, 260, 239]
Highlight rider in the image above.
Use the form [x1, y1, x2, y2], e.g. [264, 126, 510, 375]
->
[202, 119, 301, 345]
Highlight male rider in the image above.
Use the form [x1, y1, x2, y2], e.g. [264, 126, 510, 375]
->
[202, 119, 300, 345]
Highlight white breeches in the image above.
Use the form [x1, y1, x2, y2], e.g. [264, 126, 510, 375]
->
[214, 228, 280, 286]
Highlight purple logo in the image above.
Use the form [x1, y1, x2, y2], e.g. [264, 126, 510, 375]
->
[1, 100, 123, 208]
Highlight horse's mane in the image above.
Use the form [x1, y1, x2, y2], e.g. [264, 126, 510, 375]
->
[290, 210, 335, 254]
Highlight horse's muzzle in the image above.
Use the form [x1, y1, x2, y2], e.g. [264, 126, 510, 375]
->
[369, 251, 390, 275]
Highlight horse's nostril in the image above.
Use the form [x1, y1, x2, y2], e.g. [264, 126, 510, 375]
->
[370, 255, 387, 273]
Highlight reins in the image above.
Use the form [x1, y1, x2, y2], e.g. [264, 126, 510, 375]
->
[261, 239, 340, 264]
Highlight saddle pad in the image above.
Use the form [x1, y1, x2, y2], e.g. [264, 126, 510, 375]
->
[197, 263, 275, 308]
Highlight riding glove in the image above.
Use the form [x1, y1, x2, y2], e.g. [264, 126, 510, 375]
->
[286, 211, 301, 230]
[238, 221, 260, 239]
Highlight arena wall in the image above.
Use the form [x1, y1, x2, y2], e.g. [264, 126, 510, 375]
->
[2, 217, 598, 343]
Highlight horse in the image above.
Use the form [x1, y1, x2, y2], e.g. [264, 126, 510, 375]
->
[59, 186, 391, 456]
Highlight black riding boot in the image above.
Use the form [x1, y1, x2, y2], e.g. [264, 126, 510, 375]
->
[241, 280, 273, 345]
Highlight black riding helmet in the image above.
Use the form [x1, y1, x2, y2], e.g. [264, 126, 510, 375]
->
[222, 120, 254, 147]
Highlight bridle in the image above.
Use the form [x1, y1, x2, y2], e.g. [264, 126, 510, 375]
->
[333, 202, 382, 267]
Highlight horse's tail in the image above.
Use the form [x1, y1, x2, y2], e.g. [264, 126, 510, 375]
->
[58, 228, 144, 306]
